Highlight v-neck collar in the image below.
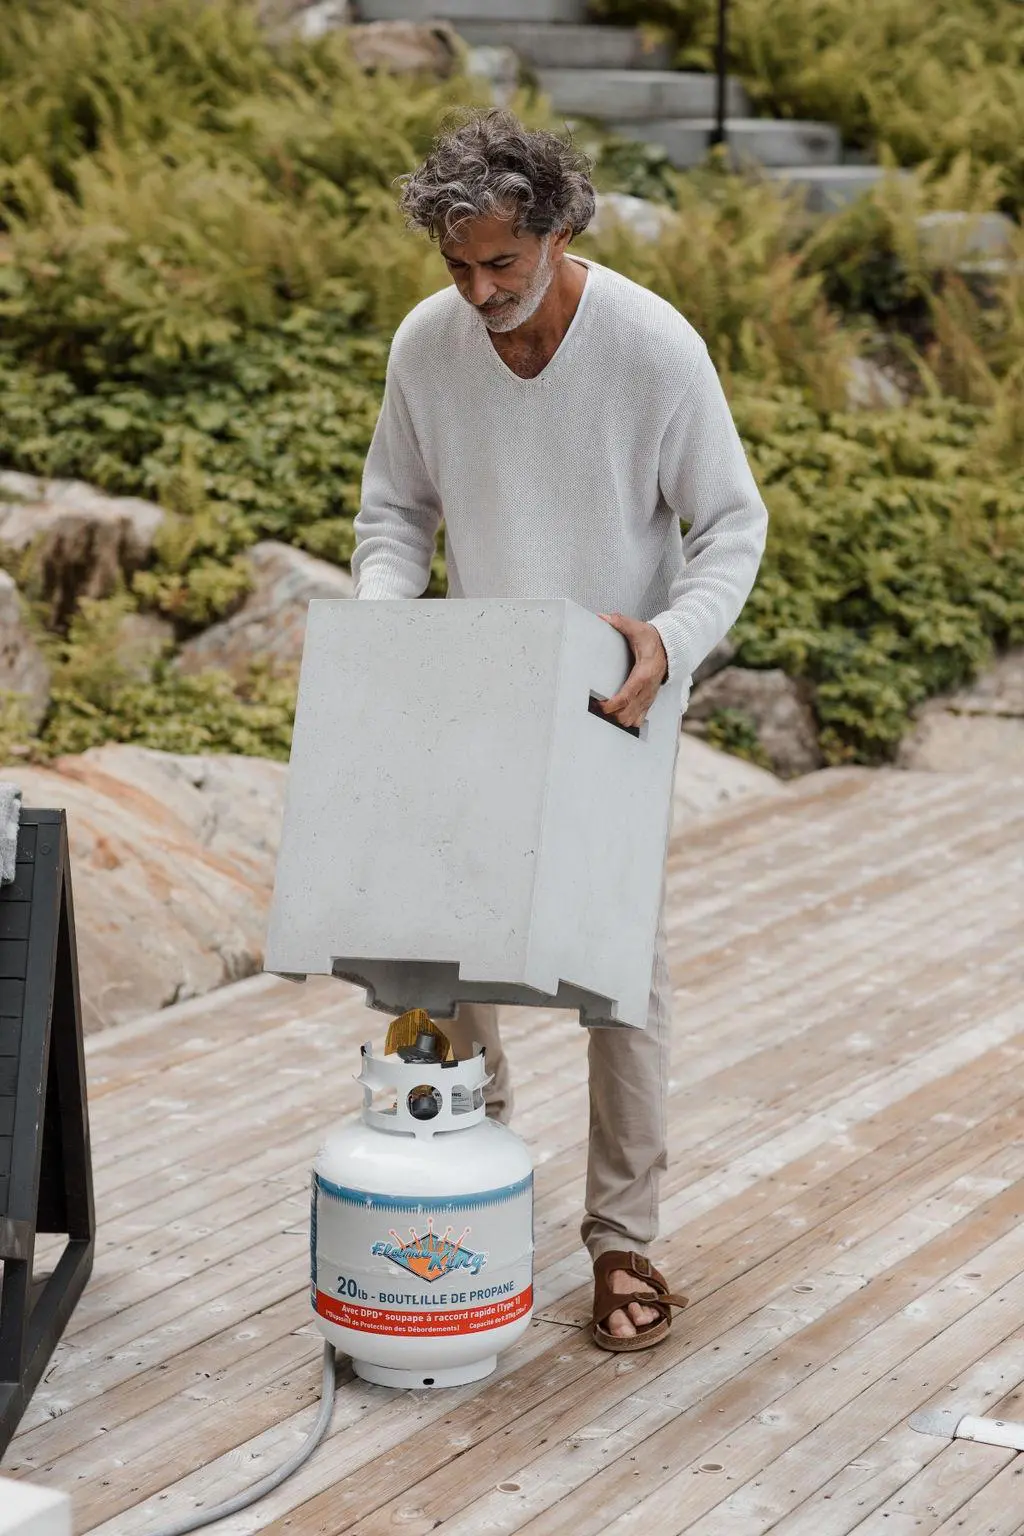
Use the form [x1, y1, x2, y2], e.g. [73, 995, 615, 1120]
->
[476, 257, 595, 387]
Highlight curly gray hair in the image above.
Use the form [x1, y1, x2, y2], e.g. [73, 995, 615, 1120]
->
[399, 109, 596, 245]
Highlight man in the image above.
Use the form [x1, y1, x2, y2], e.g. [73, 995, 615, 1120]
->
[353, 109, 768, 1350]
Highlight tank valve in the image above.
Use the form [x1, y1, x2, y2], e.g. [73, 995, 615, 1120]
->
[397, 1031, 444, 1065]
[407, 1083, 443, 1121]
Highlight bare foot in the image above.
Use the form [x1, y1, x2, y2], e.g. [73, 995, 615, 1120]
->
[604, 1267, 661, 1339]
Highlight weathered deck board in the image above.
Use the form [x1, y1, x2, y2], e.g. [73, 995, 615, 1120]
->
[3, 765, 1024, 1535]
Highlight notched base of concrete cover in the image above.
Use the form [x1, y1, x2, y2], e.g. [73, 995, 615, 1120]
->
[267, 958, 643, 1029]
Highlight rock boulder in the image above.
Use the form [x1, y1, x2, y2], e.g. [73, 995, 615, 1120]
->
[176, 540, 353, 683]
[692, 635, 737, 687]
[916, 211, 1016, 269]
[589, 191, 677, 243]
[466, 44, 520, 106]
[271, 0, 351, 36]
[4, 745, 288, 1032]
[685, 666, 824, 778]
[845, 357, 906, 411]
[0, 471, 165, 629]
[672, 732, 787, 823]
[345, 20, 461, 76]
[898, 649, 1024, 773]
[114, 611, 176, 680]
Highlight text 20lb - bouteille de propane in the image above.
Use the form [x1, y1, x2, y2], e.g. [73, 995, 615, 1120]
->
[311, 1029, 534, 1388]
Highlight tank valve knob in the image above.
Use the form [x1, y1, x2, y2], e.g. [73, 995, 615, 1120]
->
[407, 1084, 443, 1121]
[397, 1031, 443, 1065]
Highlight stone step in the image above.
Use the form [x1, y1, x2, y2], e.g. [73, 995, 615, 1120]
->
[357, 0, 588, 22]
[611, 117, 842, 169]
[765, 164, 898, 211]
[538, 67, 750, 120]
[453, 21, 672, 70]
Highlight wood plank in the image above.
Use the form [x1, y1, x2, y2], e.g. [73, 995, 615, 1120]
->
[780, 1331, 1024, 1535]
[925, 1457, 1024, 1535]
[28, 947, 1024, 1439]
[75, 914, 996, 1327]
[666, 848, 1022, 1025]
[247, 1186, 1024, 1536]
[665, 778, 971, 915]
[7, 1291, 321, 1469]
[42, 986, 1024, 1427]
[57, 1118, 1024, 1523]
[84, 817, 1019, 1234]
[540, 994, 1024, 1323]
[83, 976, 338, 1097]
[613, 1269, 1024, 1532]
[76, 1319, 577, 1533]
[845, 1442, 1014, 1535]
[534, 924, 1024, 1265]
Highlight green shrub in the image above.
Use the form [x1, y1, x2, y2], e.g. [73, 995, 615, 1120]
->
[34, 592, 296, 759]
[587, 133, 681, 205]
[0, 0, 488, 380]
[0, 308, 388, 566]
[800, 154, 1009, 317]
[730, 391, 1024, 762]
[701, 707, 772, 770]
[0, 692, 36, 767]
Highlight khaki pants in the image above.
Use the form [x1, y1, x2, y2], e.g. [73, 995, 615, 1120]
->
[444, 908, 672, 1262]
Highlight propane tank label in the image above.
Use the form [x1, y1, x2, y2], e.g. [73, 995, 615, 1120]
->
[312, 1171, 533, 1337]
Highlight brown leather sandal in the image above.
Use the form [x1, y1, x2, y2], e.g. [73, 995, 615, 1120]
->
[592, 1250, 689, 1353]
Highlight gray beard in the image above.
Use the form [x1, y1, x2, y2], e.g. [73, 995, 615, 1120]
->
[478, 242, 554, 334]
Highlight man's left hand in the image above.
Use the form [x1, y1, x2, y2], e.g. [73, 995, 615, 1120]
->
[598, 613, 669, 730]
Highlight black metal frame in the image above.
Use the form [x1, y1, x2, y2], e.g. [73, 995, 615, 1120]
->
[711, 0, 730, 148]
[0, 810, 95, 1458]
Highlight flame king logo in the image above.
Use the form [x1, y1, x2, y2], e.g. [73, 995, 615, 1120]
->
[371, 1217, 488, 1281]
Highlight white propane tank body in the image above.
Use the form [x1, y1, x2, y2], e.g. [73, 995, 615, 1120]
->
[311, 1039, 534, 1389]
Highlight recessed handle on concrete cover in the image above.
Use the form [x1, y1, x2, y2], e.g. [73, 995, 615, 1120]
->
[588, 693, 644, 740]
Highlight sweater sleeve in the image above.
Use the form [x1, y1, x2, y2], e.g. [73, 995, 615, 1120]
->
[352, 363, 442, 600]
[649, 344, 768, 683]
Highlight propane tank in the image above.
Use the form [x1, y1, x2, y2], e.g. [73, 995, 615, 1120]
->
[311, 1030, 534, 1389]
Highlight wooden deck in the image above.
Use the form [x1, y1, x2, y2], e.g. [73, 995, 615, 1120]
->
[4, 764, 1024, 1535]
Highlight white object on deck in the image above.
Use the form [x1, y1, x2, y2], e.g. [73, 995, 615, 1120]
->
[264, 599, 683, 1026]
[909, 1409, 1024, 1451]
[0, 1480, 71, 1536]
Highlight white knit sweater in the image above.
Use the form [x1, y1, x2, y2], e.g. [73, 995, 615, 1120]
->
[352, 258, 768, 690]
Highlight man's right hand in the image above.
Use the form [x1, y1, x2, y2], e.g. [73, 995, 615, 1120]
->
[598, 613, 669, 730]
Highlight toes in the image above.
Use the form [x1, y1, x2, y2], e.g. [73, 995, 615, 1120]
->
[606, 1307, 636, 1339]
[599, 1271, 664, 1342]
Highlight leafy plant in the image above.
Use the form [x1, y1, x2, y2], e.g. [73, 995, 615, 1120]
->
[0, 692, 35, 767]
[33, 591, 297, 759]
[587, 133, 681, 205]
[730, 391, 1024, 762]
[0, 308, 389, 562]
[702, 707, 772, 769]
